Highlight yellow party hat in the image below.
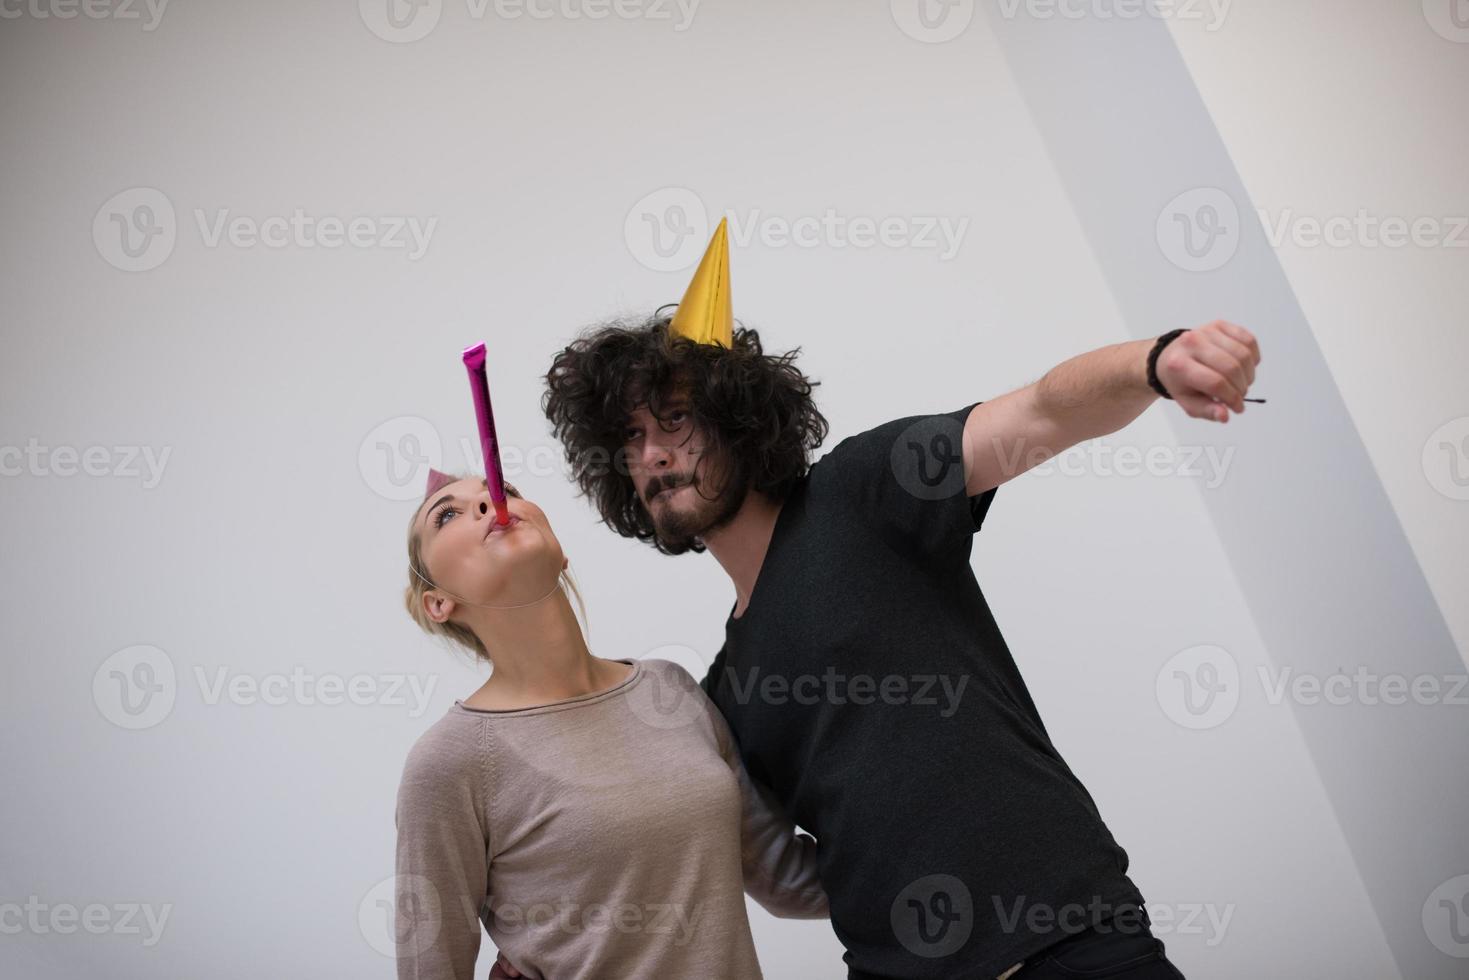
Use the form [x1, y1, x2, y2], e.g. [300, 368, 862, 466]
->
[667, 217, 733, 348]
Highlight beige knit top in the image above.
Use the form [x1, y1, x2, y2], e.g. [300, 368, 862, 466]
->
[393, 658, 828, 979]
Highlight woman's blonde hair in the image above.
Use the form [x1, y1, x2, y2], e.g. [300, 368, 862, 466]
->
[404, 477, 588, 664]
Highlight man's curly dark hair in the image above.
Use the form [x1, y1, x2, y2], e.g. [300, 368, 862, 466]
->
[541, 306, 829, 555]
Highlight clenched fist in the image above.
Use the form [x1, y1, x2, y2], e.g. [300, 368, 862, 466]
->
[1154, 320, 1262, 423]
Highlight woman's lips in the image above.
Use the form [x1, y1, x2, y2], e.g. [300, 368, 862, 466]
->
[483, 516, 523, 539]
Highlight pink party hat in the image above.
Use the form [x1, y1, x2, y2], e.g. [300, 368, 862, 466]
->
[424, 467, 455, 499]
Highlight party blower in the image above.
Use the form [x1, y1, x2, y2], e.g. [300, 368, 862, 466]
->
[462, 342, 512, 526]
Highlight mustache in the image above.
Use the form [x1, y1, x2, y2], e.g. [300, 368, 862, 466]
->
[646, 474, 696, 500]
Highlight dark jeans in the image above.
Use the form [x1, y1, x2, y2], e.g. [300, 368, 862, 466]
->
[1010, 906, 1186, 979]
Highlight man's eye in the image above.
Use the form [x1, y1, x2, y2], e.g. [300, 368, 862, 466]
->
[624, 427, 641, 441]
[433, 505, 458, 529]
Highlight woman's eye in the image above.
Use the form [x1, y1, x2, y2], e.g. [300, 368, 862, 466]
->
[433, 505, 457, 529]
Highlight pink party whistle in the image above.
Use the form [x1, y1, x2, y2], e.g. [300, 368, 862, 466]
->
[462, 342, 511, 526]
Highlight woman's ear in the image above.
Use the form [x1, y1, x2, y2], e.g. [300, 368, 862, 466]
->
[423, 590, 455, 624]
[562, 556, 569, 571]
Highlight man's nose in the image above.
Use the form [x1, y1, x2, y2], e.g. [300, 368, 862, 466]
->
[640, 438, 675, 470]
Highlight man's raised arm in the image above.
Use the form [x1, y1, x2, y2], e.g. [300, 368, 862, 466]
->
[961, 320, 1262, 497]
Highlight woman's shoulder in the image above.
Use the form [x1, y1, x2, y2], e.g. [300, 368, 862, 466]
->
[397, 707, 491, 796]
[637, 658, 723, 713]
[394, 710, 496, 843]
[637, 657, 710, 692]
[634, 658, 735, 753]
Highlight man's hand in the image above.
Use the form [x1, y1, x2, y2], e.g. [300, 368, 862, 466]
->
[489, 951, 522, 978]
[1154, 320, 1262, 423]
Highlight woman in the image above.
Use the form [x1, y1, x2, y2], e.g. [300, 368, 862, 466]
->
[396, 468, 827, 980]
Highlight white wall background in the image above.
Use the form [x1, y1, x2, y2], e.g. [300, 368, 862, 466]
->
[1166, 0, 1469, 672]
[1, 2, 1462, 978]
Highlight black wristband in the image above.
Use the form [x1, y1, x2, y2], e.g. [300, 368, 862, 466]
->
[1146, 328, 1188, 400]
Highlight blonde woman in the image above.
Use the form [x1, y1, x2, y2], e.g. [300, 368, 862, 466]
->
[395, 469, 827, 980]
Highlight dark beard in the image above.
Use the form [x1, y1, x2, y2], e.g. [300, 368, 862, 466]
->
[652, 468, 749, 555]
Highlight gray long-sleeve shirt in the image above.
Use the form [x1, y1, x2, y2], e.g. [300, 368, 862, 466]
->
[394, 657, 828, 979]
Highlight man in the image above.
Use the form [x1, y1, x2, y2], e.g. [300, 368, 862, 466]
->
[535, 219, 1259, 979]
